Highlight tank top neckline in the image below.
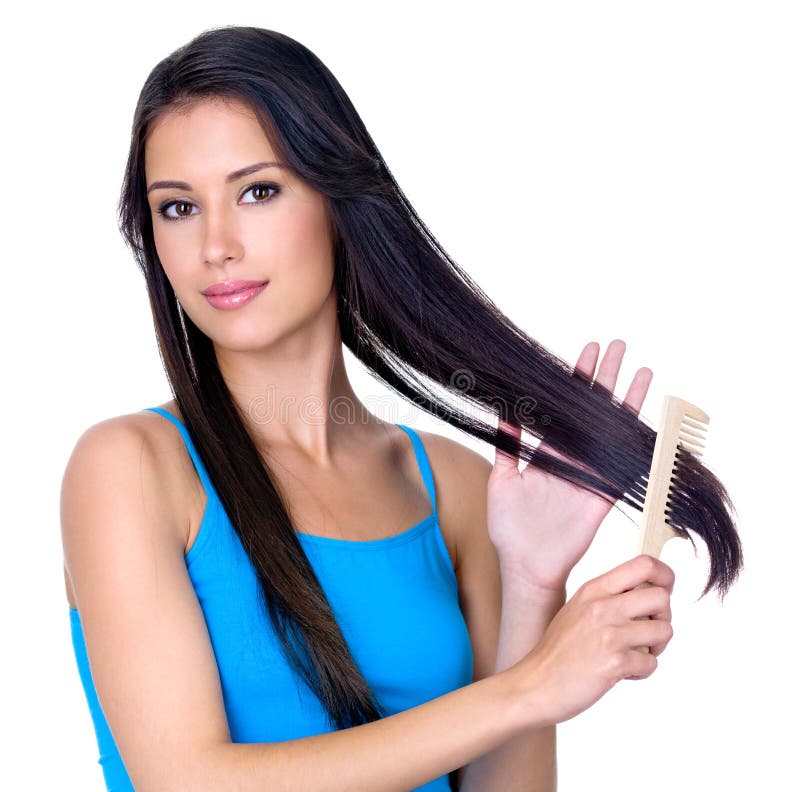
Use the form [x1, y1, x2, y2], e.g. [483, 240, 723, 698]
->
[143, 406, 439, 547]
[66, 413, 444, 615]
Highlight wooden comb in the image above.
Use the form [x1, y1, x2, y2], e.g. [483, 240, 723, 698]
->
[633, 394, 709, 653]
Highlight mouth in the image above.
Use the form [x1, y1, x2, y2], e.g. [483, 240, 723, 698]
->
[201, 279, 269, 297]
[202, 281, 269, 311]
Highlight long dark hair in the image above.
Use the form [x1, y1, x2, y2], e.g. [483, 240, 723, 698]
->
[117, 24, 743, 732]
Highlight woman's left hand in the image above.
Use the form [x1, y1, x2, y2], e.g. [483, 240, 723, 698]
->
[487, 338, 653, 594]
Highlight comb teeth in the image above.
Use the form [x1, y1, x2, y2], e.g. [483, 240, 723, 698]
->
[632, 394, 711, 654]
[635, 395, 709, 560]
[678, 410, 709, 457]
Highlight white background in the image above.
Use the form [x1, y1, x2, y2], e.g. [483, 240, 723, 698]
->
[2, 1, 797, 789]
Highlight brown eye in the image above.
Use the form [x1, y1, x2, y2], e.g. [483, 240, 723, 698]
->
[156, 200, 199, 222]
[156, 182, 279, 223]
[241, 182, 279, 204]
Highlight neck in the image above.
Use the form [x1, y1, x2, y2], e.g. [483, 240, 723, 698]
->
[213, 293, 375, 466]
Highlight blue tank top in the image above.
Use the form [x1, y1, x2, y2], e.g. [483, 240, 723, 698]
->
[68, 407, 474, 791]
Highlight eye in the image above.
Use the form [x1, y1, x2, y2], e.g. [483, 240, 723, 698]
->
[241, 182, 279, 204]
[157, 199, 197, 221]
[155, 182, 281, 222]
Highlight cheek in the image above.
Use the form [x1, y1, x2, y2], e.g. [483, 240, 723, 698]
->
[266, 199, 335, 290]
[152, 225, 186, 286]
[150, 196, 335, 309]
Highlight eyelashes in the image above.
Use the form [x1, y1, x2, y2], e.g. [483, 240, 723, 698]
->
[155, 182, 281, 222]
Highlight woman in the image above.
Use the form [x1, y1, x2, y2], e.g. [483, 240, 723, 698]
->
[62, 25, 736, 792]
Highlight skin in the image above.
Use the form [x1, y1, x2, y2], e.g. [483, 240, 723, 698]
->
[63, 95, 464, 607]
[489, 339, 657, 593]
[141, 96, 449, 551]
[145, 96, 366, 461]
[459, 341, 668, 788]
[63, 94, 673, 789]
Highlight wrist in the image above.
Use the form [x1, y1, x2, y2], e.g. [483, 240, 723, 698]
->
[498, 563, 568, 603]
[500, 655, 554, 732]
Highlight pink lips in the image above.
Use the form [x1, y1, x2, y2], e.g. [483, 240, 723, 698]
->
[202, 279, 268, 296]
[202, 279, 269, 310]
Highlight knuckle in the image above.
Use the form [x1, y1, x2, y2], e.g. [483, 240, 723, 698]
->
[587, 599, 608, 623]
[607, 652, 626, 679]
[632, 653, 658, 679]
[599, 625, 616, 650]
[578, 577, 598, 600]
[638, 553, 658, 575]
[655, 587, 671, 609]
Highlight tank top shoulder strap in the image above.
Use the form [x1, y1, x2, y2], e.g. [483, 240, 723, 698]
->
[395, 424, 437, 514]
[144, 407, 216, 499]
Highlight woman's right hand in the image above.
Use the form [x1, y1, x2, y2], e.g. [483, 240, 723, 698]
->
[512, 553, 675, 727]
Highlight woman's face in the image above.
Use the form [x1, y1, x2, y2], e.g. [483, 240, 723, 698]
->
[144, 97, 337, 354]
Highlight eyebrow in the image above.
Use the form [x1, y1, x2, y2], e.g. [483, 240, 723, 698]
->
[146, 161, 285, 194]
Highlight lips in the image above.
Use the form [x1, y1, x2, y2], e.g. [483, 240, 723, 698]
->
[203, 281, 269, 311]
[201, 279, 269, 296]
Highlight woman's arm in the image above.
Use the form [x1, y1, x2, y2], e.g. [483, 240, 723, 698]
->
[63, 417, 671, 792]
[61, 417, 544, 792]
[442, 442, 563, 791]
[460, 575, 566, 792]
[202, 670, 533, 792]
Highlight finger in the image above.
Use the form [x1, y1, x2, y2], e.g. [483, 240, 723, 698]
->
[621, 366, 653, 417]
[616, 583, 672, 623]
[649, 622, 673, 657]
[623, 648, 659, 680]
[600, 580, 673, 656]
[494, 417, 522, 473]
[622, 616, 674, 657]
[538, 341, 599, 461]
[582, 554, 676, 600]
[573, 341, 600, 383]
[593, 338, 626, 394]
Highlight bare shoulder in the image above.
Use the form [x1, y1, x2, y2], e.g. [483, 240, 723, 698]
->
[61, 411, 167, 500]
[59, 407, 232, 787]
[63, 407, 194, 531]
[65, 406, 184, 460]
[60, 408, 196, 607]
[413, 428, 493, 487]
[408, 428, 493, 573]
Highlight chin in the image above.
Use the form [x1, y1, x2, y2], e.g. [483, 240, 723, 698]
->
[210, 321, 291, 354]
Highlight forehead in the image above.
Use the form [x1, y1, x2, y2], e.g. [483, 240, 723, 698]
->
[145, 97, 277, 176]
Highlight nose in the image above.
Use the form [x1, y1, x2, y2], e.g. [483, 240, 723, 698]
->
[200, 203, 245, 269]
